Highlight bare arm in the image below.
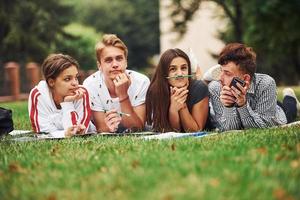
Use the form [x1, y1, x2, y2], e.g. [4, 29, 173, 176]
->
[179, 96, 209, 132]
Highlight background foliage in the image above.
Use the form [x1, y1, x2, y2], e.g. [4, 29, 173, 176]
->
[0, 0, 160, 71]
[169, 0, 300, 84]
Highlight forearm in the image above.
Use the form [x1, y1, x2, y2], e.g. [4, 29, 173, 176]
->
[217, 107, 242, 131]
[61, 102, 77, 129]
[169, 109, 181, 131]
[179, 107, 202, 132]
[237, 102, 276, 128]
[119, 98, 144, 129]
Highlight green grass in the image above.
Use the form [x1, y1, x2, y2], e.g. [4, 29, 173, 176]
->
[1, 89, 300, 199]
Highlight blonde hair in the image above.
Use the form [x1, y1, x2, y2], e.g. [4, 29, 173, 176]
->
[95, 34, 128, 62]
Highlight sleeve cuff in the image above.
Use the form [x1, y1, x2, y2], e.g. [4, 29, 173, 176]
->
[223, 106, 237, 116]
[237, 102, 251, 119]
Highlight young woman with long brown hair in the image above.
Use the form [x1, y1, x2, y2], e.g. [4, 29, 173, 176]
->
[146, 48, 209, 132]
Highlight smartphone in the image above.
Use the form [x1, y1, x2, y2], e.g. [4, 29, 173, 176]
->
[229, 77, 246, 91]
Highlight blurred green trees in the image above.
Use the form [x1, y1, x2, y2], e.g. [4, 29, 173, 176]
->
[169, 0, 300, 84]
[69, 0, 160, 70]
[0, 0, 159, 71]
[0, 0, 73, 63]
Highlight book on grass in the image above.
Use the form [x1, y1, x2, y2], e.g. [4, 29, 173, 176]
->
[142, 131, 217, 140]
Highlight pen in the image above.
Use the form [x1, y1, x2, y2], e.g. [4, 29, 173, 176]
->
[166, 74, 194, 79]
[101, 109, 131, 117]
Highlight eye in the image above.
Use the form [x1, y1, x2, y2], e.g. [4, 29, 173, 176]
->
[64, 78, 71, 81]
[181, 65, 188, 71]
[116, 55, 124, 62]
[169, 66, 176, 72]
[104, 57, 113, 63]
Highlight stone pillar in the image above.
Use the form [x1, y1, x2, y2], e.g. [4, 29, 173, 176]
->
[4, 62, 20, 100]
[26, 62, 41, 90]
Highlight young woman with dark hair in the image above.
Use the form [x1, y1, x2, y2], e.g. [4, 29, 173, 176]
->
[28, 54, 92, 137]
[146, 48, 209, 132]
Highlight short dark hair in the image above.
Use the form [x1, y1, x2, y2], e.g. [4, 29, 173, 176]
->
[42, 54, 79, 84]
[218, 43, 257, 77]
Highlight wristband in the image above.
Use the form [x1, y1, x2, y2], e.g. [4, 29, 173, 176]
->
[119, 96, 129, 103]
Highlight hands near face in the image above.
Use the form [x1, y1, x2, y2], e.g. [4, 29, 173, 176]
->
[65, 124, 86, 137]
[220, 81, 249, 107]
[113, 73, 131, 100]
[170, 85, 189, 111]
[64, 88, 85, 102]
[104, 109, 122, 133]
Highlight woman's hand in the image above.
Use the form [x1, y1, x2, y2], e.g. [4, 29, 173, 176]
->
[65, 124, 86, 137]
[64, 88, 85, 102]
[169, 86, 189, 111]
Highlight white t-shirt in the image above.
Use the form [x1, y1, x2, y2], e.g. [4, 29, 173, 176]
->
[28, 80, 94, 138]
[83, 70, 150, 112]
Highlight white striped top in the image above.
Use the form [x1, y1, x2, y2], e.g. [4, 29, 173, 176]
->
[28, 81, 92, 137]
[208, 73, 287, 131]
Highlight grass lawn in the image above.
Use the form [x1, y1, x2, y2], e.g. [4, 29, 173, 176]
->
[0, 88, 300, 200]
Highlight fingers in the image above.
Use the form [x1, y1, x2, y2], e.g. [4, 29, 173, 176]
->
[171, 87, 189, 97]
[65, 125, 78, 137]
[220, 86, 236, 107]
[104, 110, 121, 132]
[65, 124, 87, 137]
[76, 124, 86, 135]
[113, 73, 129, 86]
[64, 88, 85, 102]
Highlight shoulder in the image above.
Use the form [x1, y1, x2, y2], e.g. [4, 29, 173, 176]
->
[254, 73, 276, 89]
[190, 80, 208, 95]
[127, 70, 150, 85]
[83, 71, 101, 88]
[29, 80, 48, 99]
[190, 80, 208, 90]
[208, 80, 222, 93]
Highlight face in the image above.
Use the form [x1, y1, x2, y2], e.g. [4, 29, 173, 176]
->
[48, 65, 79, 98]
[220, 61, 245, 86]
[98, 46, 127, 80]
[167, 57, 189, 88]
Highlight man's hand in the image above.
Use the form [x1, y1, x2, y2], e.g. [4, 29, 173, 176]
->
[230, 81, 249, 107]
[104, 109, 122, 133]
[65, 124, 86, 137]
[220, 86, 236, 107]
[64, 88, 85, 102]
[170, 86, 189, 111]
[113, 73, 131, 100]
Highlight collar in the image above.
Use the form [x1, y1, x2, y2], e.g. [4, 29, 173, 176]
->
[247, 74, 256, 94]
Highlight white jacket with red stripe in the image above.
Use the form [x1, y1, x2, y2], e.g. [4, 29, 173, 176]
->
[28, 80, 92, 137]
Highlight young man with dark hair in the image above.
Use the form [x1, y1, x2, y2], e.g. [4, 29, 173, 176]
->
[208, 43, 298, 131]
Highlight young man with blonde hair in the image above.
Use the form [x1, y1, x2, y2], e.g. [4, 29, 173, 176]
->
[83, 34, 150, 133]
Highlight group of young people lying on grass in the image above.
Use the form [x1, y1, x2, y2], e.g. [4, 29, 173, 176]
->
[28, 34, 300, 137]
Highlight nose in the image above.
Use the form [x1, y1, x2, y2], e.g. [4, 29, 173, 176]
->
[72, 78, 79, 86]
[112, 59, 120, 69]
[176, 68, 183, 75]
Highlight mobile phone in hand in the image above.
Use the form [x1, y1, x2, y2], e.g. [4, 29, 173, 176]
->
[229, 77, 246, 91]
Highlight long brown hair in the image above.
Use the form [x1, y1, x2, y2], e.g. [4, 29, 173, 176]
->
[146, 48, 192, 132]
